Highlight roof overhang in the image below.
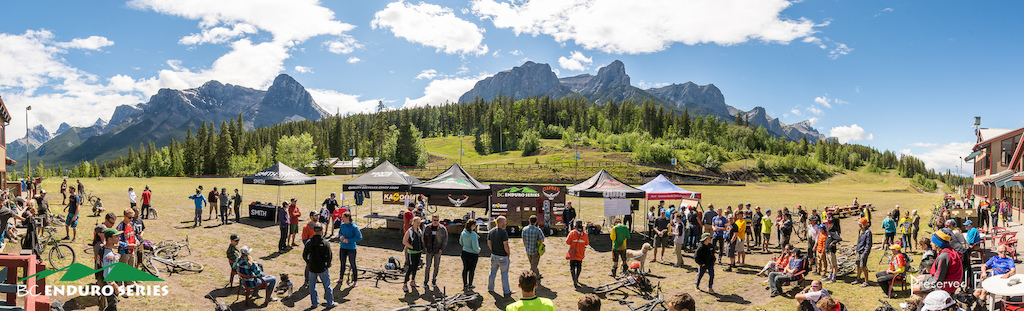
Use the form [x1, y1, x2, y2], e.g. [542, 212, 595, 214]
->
[965, 150, 981, 162]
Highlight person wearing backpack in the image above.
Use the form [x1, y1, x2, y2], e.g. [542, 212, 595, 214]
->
[302, 223, 337, 307]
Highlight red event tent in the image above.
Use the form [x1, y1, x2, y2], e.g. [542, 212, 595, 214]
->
[636, 174, 701, 200]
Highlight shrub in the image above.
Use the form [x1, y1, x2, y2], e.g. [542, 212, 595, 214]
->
[520, 130, 542, 156]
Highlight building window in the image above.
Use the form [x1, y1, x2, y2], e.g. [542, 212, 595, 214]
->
[1004, 135, 1022, 166]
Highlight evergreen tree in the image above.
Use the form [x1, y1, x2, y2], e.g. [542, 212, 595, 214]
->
[195, 122, 207, 175]
[204, 122, 217, 175]
[216, 121, 235, 175]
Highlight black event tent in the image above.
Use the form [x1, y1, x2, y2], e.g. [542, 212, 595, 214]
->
[411, 163, 490, 196]
[241, 162, 317, 217]
[342, 160, 421, 191]
[567, 169, 645, 198]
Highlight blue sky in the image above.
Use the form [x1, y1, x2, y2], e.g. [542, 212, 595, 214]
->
[1, 0, 1021, 175]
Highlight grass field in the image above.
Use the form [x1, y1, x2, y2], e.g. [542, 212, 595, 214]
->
[1, 169, 945, 310]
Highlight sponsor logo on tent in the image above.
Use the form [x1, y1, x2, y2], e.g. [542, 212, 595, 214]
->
[596, 179, 623, 188]
[448, 195, 469, 207]
[370, 172, 394, 178]
[541, 186, 561, 201]
[496, 187, 540, 198]
[438, 178, 471, 186]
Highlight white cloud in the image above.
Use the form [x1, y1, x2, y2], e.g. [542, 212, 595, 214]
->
[294, 66, 313, 73]
[179, 24, 257, 45]
[56, 36, 115, 50]
[829, 43, 852, 60]
[347, 57, 361, 63]
[557, 50, 592, 71]
[457, 66, 469, 74]
[806, 117, 819, 126]
[835, 98, 848, 105]
[814, 96, 831, 108]
[806, 106, 823, 116]
[510, 49, 522, 56]
[128, 0, 354, 43]
[307, 88, 380, 116]
[902, 142, 974, 176]
[404, 74, 488, 108]
[637, 80, 669, 89]
[911, 142, 939, 147]
[790, 108, 802, 116]
[0, 30, 144, 141]
[415, 69, 438, 80]
[829, 124, 873, 144]
[324, 36, 362, 54]
[874, 8, 894, 17]
[472, 0, 824, 54]
[372, 1, 488, 55]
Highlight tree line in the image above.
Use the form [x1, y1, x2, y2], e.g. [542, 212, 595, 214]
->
[10, 95, 956, 184]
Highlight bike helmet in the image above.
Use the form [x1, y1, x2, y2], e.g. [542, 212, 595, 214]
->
[629, 261, 641, 269]
[386, 256, 401, 270]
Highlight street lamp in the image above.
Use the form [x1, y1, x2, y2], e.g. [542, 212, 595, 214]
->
[25, 106, 31, 178]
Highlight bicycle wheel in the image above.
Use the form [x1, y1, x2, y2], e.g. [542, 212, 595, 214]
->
[594, 279, 628, 294]
[142, 253, 160, 277]
[446, 292, 479, 304]
[175, 260, 204, 273]
[48, 244, 76, 270]
[391, 305, 428, 311]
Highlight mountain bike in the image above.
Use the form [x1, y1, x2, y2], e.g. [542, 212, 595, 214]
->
[141, 249, 203, 277]
[628, 286, 666, 311]
[594, 263, 655, 296]
[35, 225, 75, 269]
[154, 236, 192, 259]
[390, 289, 479, 311]
[875, 298, 897, 311]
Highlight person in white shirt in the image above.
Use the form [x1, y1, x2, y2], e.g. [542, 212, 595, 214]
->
[795, 279, 830, 311]
[128, 187, 137, 209]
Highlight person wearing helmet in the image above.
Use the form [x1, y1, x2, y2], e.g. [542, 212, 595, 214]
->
[854, 217, 872, 287]
[878, 244, 907, 298]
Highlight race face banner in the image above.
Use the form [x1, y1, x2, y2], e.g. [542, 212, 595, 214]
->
[490, 184, 566, 228]
[426, 194, 488, 208]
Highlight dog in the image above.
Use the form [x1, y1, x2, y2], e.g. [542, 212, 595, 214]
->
[625, 243, 654, 273]
[276, 274, 294, 296]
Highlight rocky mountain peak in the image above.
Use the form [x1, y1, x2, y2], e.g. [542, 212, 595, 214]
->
[458, 61, 570, 103]
[560, 60, 631, 95]
[55, 122, 71, 136]
[246, 74, 328, 129]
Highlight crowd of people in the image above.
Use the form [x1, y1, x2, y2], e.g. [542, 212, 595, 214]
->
[8, 177, 1024, 311]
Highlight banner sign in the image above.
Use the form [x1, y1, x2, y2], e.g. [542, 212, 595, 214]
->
[603, 198, 631, 217]
[383, 192, 414, 205]
[490, 184, 566, 229]
[427, 194, 488, 208]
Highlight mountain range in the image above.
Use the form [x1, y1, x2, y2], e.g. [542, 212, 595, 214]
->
[13, 74, 329, 167]
[458, 60, 825, 142]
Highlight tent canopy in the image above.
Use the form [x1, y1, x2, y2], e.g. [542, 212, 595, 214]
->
[342, 160, 421, 191]
[567, 169, 645, 198]
[637, 174, 701, 200]
[410, 163, 490, 196]
[242, 162, 316, 185]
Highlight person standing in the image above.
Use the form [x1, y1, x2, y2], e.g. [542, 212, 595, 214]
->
[752, 207, 763, 247]
[423, 214, 448, 289]
[522, 215, 546, 279]
[882, 212, 896, 250]
[34, 190, 50, 235]
[780, 213, 793, 251]
[188, 190, 206, 227]
[288, 198, 301, 247]
[321, 193, 339, 235]
[460, 219, 481, 291]
[100, 228, 123, 310]
[806, 217, 821, 274]
[141, 186, 153, 220]
[128, 187, 137, 209]
[823, 220, 842, 283]
[854, 217, 872, 286]
[76, 179, 84, 198]
[302, 223, 336, 307]
[610, 218, 630, 276]
[653, 210, 670, 263]
[62, 187, 81, 241]
[687, 206, 702, 250]
[701, 205, 717, 234]
[337, 211, 362, 286]
[218, 188, 230, 225]
[116, 208, 139, 273]
[725, 213, 739, 272]
[402, 216, 425, 292]
[672, 213, 686, 267]
[488, 216, 512, 296]
[60, 179, 68, 205]
[226, 234, 240, 287]
[562, 202, 577, 233]
[565, 220, 589, 287]
[760, 210, 772, 253]
[207, 187, 219, 221]
[911, 210, 920, 251]
[278, 202, 290, 251]
[735, 211, 748, 266]
[505, 270, 555, 311]
[694, 233, 716, 293]
[712, 208, 727, 262]
[302, 212, 318, 245]
[231, 189, 241, 223]
[899, 212, 913, 251]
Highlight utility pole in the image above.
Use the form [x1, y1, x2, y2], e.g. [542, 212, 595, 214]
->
[25, 106, 31, 178]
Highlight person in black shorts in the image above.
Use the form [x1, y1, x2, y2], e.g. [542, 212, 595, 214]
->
[653, 210, 671, 262]
[725, 213, 739, 272]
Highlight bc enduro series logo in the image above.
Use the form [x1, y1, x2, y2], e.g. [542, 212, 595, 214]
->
[17, 262, 169, 297]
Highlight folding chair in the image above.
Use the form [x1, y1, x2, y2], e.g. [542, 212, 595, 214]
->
[236, 270, 269, 307]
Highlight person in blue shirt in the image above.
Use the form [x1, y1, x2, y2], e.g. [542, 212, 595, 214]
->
[337, 211, 363, 286]
[964, 220, 981, 247]
[881, 212, 897, 249]
[712, 208, 728, 262]
[188, 190, 206, 227]
[973, 244, 1017, 301]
